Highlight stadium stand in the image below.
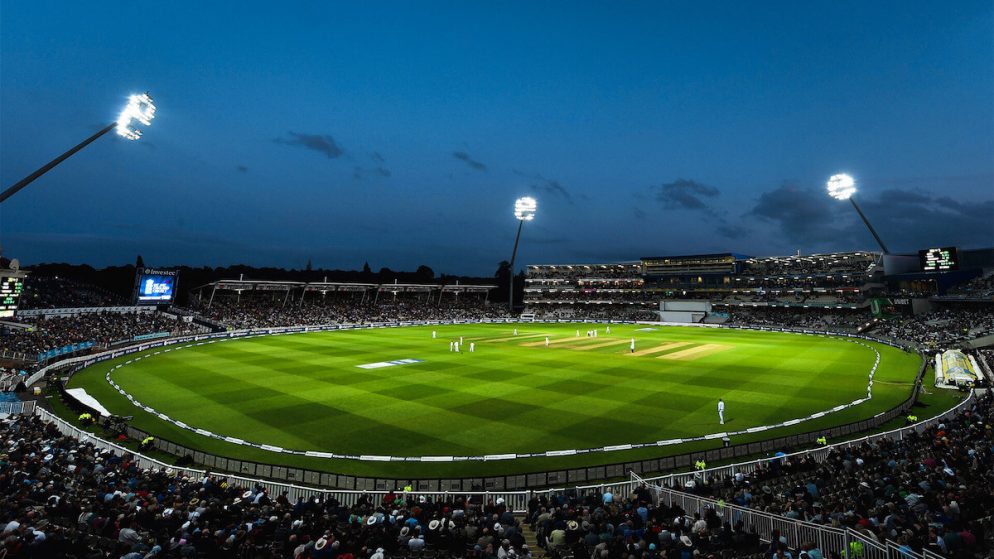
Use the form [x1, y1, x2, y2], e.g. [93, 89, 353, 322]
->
[192, 281, 510, 330]
[1, 312, 205, 359]
[665, 391, 994, 557]
[18, 276, 127, 310]
[2, 262, 993, 557]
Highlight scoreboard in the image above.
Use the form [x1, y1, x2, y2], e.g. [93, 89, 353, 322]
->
[0, 276, 24, 318]
[134, 267, 179, 305]
[919, 247, 959, 272]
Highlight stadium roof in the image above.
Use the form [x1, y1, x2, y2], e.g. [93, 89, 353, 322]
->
[195, 279, 496, 292]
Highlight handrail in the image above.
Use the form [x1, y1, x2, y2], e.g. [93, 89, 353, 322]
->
[633, 390, 974, 488]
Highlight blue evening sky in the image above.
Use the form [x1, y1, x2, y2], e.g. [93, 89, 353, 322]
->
[1, 1, 991, 275]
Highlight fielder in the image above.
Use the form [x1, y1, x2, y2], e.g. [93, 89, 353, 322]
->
[449, 341, 454, 352]
[630, 337, 635, 353]
[606, 325, 611, 334]
[455, 342, 460, 353]
[469, 342, 475, 353]
[513, 328, 518, 336]
[545, 336, 550, 347]
[718, 399, 725, 425]
[432, 330, 436, 339]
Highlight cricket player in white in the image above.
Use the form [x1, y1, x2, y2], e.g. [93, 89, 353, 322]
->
[449, 341, 454, 351]
[459, 336, 463, 344]
[432, 330, 436, 339]
[513, 328, 518, 336]
[455, 342, 460, 353]
[469, 342, 475, 353]
[630, 338, 635, 353]
[606, 325, 611, 334]
[718, 399, 725, 424]
[545, 336, 550, 347]
[576, 329, 580, 337]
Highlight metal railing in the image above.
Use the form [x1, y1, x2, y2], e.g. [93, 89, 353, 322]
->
[40, 320, 951, 490]
[634, 471, 923, 559]
[0, 400, 35, 415]
[631, 390, 974, 491]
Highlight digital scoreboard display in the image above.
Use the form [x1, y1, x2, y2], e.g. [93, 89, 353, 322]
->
[0, 276, 25, 318]
[134, 268, 179, 304]
[919, 247, 959, 272]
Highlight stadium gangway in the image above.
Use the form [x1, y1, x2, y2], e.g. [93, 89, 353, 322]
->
[631, 472, 919, 559]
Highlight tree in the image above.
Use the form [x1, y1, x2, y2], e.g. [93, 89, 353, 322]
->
[494, 260, 511, 302]
[305, 258, 313, 272]
[415, 265, 434, 283]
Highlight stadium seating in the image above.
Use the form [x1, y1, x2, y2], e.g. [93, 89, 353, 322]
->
[670, 391, 994, 557]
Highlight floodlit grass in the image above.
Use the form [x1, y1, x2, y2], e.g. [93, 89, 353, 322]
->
[66, 323, 923, 478]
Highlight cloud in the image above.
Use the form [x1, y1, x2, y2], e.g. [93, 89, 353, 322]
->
[352, 166, 392, 180]
[274, 131, 344, 159]
[717, 224, 748, 238]
[748, 181, 851, 245]
[859, 188, 994, 249]
[652, 179, 720, 211]
[514, 170, 573, 204]
[748, 181, 994, 251]
[633, 207, 647, 220]
[452, 151, 487, 171]
[236, 165, 249, 173]
[648, 178, 743, 238]
[371, 151, 385, 163]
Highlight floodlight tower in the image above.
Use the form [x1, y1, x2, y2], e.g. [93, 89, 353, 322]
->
[0, 93, 156, 204]
[507, 196, 537, 313]
[826, 173, 889, 254]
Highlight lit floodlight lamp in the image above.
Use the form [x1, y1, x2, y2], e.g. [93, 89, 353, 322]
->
[508, 196, 538, 312]
[116, 93, 156, 140]
[0, 91, 157, 204]
[826, 173, 856, 200]
[826, 172, 889, 253]
[514, 196, 537, 221]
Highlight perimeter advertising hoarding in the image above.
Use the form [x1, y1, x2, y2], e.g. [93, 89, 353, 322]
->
[134, 268, 179, 305]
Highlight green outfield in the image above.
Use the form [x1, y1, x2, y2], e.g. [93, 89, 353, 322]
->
[65, 323, 923, 477]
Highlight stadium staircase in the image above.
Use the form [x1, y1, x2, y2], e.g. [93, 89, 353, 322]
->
[515, 517, 546, 557]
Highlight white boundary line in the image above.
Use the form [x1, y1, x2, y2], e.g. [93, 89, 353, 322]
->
[103, 325, 884, 462]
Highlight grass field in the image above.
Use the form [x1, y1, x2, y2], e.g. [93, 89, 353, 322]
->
[66, 323, 924, 477]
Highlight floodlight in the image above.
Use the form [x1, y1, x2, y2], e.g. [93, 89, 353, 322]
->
[1, 91, 157, 204]
[508, 196, 538, 312]
[826, 173, 856, 201]
[116, 93, 156, 140]
[826, 172, 889, 253]
[514, 196, 537, 221]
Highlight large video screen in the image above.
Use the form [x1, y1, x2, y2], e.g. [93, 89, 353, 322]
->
[0, 276, 24, 318]
[919, 247, 959, 272]
[135, 268, 178, 304]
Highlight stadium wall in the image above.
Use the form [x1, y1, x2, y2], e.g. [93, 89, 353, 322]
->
[33, 371, 965, 502]
[44, 320, 930, 490]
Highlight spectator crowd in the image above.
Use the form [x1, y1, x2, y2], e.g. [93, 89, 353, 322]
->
[1, 313, 205, 359]
[678, 391, 994, 557]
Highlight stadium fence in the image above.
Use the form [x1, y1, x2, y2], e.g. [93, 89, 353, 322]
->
[0, 400, 34, 415]
[30, 319, 939, 490]
[28, 390, 973, 558]
[630, 390, 976, 559]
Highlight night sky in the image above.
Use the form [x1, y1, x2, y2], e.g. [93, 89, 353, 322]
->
[2, 1, 991, 276]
